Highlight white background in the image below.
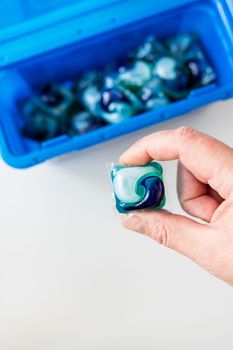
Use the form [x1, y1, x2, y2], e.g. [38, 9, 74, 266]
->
[0, 99, 232, 350]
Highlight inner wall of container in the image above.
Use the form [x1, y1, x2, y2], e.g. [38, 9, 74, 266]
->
[0, 1, 232, 157]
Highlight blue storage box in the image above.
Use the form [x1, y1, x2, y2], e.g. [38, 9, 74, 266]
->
[0, 0, 232, 168]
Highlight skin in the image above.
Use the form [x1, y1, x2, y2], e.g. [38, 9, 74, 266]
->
[120, 127, 233, 286]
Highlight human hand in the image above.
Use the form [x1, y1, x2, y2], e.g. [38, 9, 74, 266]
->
[120, 127, 233, 286]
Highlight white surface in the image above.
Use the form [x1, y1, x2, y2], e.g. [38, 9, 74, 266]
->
[0, 99, 233, 350]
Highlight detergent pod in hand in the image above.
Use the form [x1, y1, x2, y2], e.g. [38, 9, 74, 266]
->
[111, 162, 166, 213]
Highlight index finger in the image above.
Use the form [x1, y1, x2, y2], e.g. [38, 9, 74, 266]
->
[119, 127, 233, 199]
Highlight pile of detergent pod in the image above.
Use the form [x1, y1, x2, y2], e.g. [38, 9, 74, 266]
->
[21, 33, 216, 142]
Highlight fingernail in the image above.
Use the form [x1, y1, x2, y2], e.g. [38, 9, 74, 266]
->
[121, 214, 145, 234]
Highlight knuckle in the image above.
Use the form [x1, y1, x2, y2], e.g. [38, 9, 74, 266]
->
[145, 221, 172, 247]
[175, 126, 196, 141]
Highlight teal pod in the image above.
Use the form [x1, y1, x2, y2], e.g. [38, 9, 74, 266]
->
[75, 70, 141, 124]
[129, 36, 168, 63]
[153, 56, 191, 100]
[75, 70, 104, 113]
[69, 110, 104, 135]
[22, 84, 75, 141]
[166, 33, 198, 56]
[76, 71, 104, 90]
[35, 84, 75, 117]
[139, 77, 170, 110]
[166, 33, 216, 88]
[82, 82, 142, 124]
[98, 85, 142, 123]
[111, 162, 166, 213]
[118, 60, 153, 94]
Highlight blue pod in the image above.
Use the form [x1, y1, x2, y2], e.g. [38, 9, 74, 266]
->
[85, 84, 142, 124]
[153, 56, 191, 99]
[118, 60, 152, 93]
[69, 110, 104, 135]
[75, 70, 142, 124]
[166, 33, 198, 56]
[130, 36, 168, 63]
[100, 87, 133, 112]
[184, 51, 217, 87]
[98, 85, 143, 123]
[166, 33, 216, 87]
[75, 70, 104, 112]
[22, 84, 75, 141]
[139, 77, 170, 110]
[111, 162, 166, 213]
[22, 110, 61, 141]
[36, 83, 75, 117]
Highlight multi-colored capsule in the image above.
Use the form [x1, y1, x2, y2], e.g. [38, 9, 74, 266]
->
[153, 56, 191, 99]
[166, 33, 216, 88]
[118, 60, 152, 93]
[130, 36, 167, 63]
[138, 77, 170, 110]
[69, 110, 104, 135]
[22, 84, 74, 141]
[36, 83, 74, 117]
[111, 162, 166, 213]
[76, 70, 142, 124]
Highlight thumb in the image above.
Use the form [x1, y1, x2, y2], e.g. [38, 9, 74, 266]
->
[122, 210, 211, 262]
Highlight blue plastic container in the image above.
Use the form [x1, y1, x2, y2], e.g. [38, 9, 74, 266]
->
[0, 0, 232, 168]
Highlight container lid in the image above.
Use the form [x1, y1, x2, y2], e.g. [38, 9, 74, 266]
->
[0, 0, 204, 67]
